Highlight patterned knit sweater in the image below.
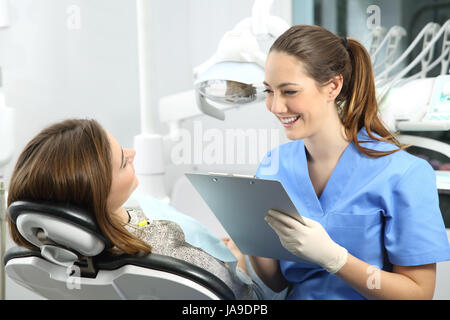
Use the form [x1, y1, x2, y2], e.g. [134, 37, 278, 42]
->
[123, 207, 255, 299]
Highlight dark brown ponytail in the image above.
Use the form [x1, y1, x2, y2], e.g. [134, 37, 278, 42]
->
[270, 25, 407, 158]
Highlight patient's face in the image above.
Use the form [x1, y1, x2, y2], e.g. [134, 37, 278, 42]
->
[106, 131, 138, 214]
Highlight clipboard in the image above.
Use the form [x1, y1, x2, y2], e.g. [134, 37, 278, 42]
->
[185, 172, 310, 263]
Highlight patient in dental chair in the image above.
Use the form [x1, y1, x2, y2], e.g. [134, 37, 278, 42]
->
[6, 118, 259, 300]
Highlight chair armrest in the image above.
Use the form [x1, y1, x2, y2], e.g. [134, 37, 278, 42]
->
[95, 251, 236, 300]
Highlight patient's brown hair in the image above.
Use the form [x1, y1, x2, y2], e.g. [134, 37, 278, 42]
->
[7, 119, 152, 255]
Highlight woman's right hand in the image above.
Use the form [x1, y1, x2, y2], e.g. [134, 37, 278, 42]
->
[248, 255, 289, 293]
[221, 237, 247, 274]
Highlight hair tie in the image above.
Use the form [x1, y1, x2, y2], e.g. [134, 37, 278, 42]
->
[342, 37, 348, 50]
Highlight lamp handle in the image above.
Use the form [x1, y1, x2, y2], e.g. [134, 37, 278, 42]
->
[195, 90, 225, 121]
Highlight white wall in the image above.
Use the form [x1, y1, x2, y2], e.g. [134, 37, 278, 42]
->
[0, 0, 141, 182]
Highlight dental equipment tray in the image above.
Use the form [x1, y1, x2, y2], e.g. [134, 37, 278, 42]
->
[185, 172, 309, 263]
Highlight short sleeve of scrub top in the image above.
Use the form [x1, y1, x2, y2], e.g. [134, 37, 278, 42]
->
[255, 128, 450, 300]
[384, 158, 450, 266]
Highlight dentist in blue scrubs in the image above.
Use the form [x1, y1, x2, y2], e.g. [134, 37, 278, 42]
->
[249, 25, 450, 300]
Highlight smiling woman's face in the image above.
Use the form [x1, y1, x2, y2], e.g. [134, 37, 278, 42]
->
[264, 51, 336, 141]
[106, 131, 138, 214]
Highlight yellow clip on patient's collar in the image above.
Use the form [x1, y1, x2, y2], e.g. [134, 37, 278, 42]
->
[137, 220, 149, 227]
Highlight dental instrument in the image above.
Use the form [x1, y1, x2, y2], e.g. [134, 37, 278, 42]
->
[371, 26, 407, 75]
[377, 21, 450, 104]
[367, 26, 387, 58]
[375, 22, 440, 87]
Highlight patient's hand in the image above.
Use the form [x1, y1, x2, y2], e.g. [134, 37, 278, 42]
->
[221, 238, 247, 275]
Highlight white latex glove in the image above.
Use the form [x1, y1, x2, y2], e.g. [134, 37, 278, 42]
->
[265, 209, 348, 274]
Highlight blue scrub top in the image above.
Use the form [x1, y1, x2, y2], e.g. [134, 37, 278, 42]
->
[255, 127, 450, 300]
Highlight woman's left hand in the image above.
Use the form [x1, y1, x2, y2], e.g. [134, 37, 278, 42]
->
[265, 209, 348, 274]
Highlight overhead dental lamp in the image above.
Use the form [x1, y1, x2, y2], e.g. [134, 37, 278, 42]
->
[193, 0, 290, 121]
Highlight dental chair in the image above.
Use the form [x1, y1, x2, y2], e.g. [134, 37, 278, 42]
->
[2, 201, 236, 300]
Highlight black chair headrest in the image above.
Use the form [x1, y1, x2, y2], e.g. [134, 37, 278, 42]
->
[8, 200, 113, 257]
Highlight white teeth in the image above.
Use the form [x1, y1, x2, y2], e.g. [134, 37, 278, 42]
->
[280, 116, 300, 124]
